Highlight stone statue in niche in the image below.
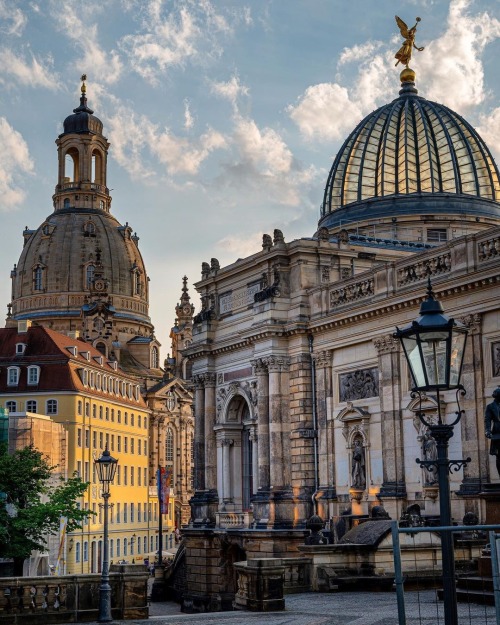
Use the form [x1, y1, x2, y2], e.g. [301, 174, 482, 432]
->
[420, 429, 438, 484]
[351, 439, 366, 489]
[339, 368, 379, 402]
[492, 342, 500, 378]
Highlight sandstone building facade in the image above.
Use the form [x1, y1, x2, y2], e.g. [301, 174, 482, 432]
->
[181, 70, 500, 610]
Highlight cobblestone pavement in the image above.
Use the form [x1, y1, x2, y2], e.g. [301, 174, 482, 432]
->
[85, 591, 497, 625]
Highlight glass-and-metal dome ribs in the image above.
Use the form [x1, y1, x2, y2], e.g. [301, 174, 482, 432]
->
[322, 84, 500, 219]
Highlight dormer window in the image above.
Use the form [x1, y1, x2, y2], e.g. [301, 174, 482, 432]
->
[27, 365, 40, 385]
[16, 343, 27, 355]
[7, 367, 20, 386]
[80, 351, 90, 361]
[67, 346, 78, 356]
[94, 355, 104, 366]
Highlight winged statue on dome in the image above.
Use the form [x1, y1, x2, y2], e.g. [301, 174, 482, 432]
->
[394, 16, 424, 67]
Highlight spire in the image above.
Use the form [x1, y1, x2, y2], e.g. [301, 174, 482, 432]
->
[73, 73, 94, 114]
[175, 276, 194, 320]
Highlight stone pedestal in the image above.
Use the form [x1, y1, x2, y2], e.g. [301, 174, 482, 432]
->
[480, 483, 500, 524]
[234, 559, 285, 611]
[150, 564, 166, 602]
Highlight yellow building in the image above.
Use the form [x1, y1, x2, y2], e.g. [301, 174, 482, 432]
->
[0, 321, 176, 573]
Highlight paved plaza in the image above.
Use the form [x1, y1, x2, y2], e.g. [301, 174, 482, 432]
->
[85, 591, 497, 625]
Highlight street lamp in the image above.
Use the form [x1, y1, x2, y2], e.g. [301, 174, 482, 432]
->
[95, 447, 118, 623]
[394, 279, 470, 625]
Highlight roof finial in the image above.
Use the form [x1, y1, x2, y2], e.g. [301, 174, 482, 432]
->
[395, 16, 424, 88]
[81, 74, 87, 95]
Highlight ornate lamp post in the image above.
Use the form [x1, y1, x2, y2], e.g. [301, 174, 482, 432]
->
[394, 280, 469, 625]
[95, 447, 118, 623]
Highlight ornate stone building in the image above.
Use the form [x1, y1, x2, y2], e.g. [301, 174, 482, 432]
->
[2, 79, 195, 569]
[7, 77, 161, 383]
[181, 68, 500, 610]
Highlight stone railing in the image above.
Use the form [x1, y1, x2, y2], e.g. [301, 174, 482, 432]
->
[397, 251, 451, 286]
[234, 559, 285, 611]
[216, 511, 253, 529]
[478, 233, 500, 261]
[329, 278, 374, 309]
[280, 557, 312, 594]
[0, 565, 148, 624]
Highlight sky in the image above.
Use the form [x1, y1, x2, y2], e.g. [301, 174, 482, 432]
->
[0, 0, 499, 354]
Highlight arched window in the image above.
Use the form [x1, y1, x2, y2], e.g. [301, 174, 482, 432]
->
[92, 151, 103, 184]
[86, 264, 95, 288]
[33, 266, 43, 291]
[64, 198, 70, 208]
[151, 346, 159, 369]
[6, 400, 17, 412]
[64, 150, 78, 182]
[165, 428, 174, 463]
[27, 400, 37, 412]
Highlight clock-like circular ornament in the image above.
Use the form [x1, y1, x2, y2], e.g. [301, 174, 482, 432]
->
[94, 279, 106, 292]
[183, 305, 191, 314]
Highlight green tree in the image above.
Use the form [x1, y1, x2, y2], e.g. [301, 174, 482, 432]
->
[0, 444, 92, 576]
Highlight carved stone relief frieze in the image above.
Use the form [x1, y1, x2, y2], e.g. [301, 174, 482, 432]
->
[492, 341, 500, 378]
[339, 368, 379, 402]
[373, 334, 399, 354]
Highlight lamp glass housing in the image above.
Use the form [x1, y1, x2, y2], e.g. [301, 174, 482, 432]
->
[95, 448, 118, 494]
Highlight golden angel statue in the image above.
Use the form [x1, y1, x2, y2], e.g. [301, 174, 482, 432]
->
[394, 16, 424, 67]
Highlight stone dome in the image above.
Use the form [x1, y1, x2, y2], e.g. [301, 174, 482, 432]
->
[319, 79, 500, 230]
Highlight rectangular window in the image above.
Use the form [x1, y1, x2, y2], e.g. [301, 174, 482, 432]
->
[131, 414, 134, 427]
[138, 503, 141, 521]
[77, 428, 82, 447]
[99, 406, 103, 419]
[85, 429, 90, 448]
[123, 503, 127, 524]
[117, 503, 121, 524]
[117, 465, 121, 485]
[111, 434, 115, 451]
[124, 437, 128, 453]
[124, 539, 127, 556]
[124, 466, 128, 486]
[99, 432, 103, 449]
[130, 466, 134, 486]
[137, 535, 141, 554]
[118, 410, 121, 423]
[93, 431, 97, 448]
[75, 542, 81, 563]
[116, 539, 120, 557]
[144, 441, 147, 455]
[111, 409, 115, 422]
[7, 367, 20, 386]
[138, 415, 141, 428]
[26, 400, 37, 412]
[131, 502, 134, 522]
[105, 433, 109, 449]
[76, 461, 82, 477]
[138, 468, 141, 486]
[144, 537, 147, 553]
[117, 436, 121, 452]
[154, 503, 157, 522]
[109, 539, 114, 558]
[78, 400, 83, 415]
[84, 462, 89, 482]
[85, 402, 90, 417]
[148, 504, 152, 521]
[27, 367, 39, 385]
[46, 399, 58, 415]
[92, 463, 96, 484]
[144, 468, 147, 485]
[130, 438, 134, 454]
[92, 405, 96, 418]
[83, 541, 88, 562]
[427, 228, 448, 242]
[84, 502, 89, 525]
[138, 440, 142, 455]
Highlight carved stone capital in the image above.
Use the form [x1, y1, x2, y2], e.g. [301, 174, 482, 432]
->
[221, 438, 234, 447]
[314, 350, 333, 369]
[373, 334, 399, 354]
[459, 313, 482, 335]
[203, 372, 217, 388]
[192, 374, 205, 390]
[251, 358, 268, 375]
[264, 355, 290, 372]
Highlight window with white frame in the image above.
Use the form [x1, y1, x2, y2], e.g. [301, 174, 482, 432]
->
[75, 542, 81, 562]
[7, 367, 20, 386]
[6, 401, 17, 412]
[26, 400, 37, 412]
[166, 428, 174, 462]
[15, 343, 26, 355]
[27, 365, 40, 385]
[46, 399, 58, 415]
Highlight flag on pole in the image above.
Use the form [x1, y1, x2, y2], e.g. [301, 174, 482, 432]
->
[156, 467, 173, 515]
[54, 517, 67, 576]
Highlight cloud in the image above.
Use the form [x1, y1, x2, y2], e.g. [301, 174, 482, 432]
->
[0, 1, 27, 36]
[288, 0, 500, 141]
[105, 99, 227, 179]
[419, 0, 500, 111]
[0, 117, 34, 210]
[0, 49, 60, 90]
[216, 231, 263, 260]
[49, 0, 122, 84]
[210, 74, 249, 111]
[183, 99, 195, 130]
[120, 0, 248, 85]
[477, 107, 500, 162]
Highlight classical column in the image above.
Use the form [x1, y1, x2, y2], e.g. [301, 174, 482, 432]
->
[250, 428, 259, 495]
[204, 373, 217, 491]
[221, 438, 234, 505]
[458, 313, 487, 494]
[373, 335, 406, 505]
[251, 358, 270, 490]
[315, 350, 335, 502]
[193, 375, 205, 491]
[266, 356, 289, 489]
